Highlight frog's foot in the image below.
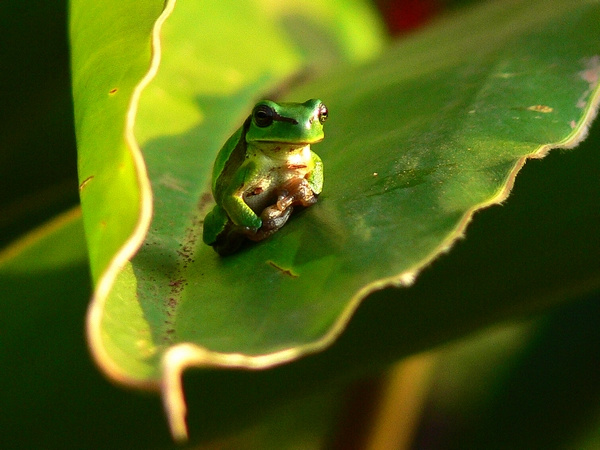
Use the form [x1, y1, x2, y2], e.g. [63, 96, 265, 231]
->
[246, 178, 318, 242]
[247, 205, 293, 242]
[212, 230, 245, 256]
[211, 221, 257, 256]
[276, 178, 318, 210]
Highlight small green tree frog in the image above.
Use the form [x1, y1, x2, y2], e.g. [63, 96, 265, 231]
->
[202, 99, 327, 255]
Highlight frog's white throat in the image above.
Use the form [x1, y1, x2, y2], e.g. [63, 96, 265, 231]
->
[253, 142, 312, 158]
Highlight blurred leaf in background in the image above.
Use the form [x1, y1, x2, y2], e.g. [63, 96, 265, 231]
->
[0, 1, 79, 247]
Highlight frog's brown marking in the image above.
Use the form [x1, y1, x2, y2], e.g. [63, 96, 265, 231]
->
[267, 261, 299, 278]
[273, 112, 298, 125]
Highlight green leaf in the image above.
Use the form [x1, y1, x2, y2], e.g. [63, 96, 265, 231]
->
[181, 119, 600, 443]
[69, 0, 600, 440]
[0, 210, 183, 449]
[412, 294, 600, 449]
[69, 0, 168, 282]
[0, 208, 87, 273]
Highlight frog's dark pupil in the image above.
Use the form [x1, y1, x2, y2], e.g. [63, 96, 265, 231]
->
[254, 105, 274, 127]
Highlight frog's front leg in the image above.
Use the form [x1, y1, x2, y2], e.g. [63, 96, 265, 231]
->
[306, 151, 323, 195]
[221, 162, 262, 231]
[221, 194, 262, 230]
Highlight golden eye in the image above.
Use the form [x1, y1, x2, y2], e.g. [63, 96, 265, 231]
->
[318, 104, 328, 124]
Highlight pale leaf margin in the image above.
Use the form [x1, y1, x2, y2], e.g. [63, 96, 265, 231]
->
[85, 0, 176, 389]
[80, 0, 600, 441]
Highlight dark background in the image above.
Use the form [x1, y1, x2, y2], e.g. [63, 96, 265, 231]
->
[1, 2, 79, 247]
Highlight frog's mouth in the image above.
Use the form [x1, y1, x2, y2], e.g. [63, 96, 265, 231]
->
[254, 136, 324, 146]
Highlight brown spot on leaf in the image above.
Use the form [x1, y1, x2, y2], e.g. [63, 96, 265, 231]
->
[79, 175, 94, 191]
[527, 105, 553, 113]
[267, 261, 299, 278]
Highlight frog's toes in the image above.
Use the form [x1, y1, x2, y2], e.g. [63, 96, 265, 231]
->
[246, 206, 293, 242]
[211, 221, 247, 255]
[213, 233, 246, 256]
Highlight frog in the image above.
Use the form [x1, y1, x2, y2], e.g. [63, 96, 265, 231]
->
[202, 98, 328, 255]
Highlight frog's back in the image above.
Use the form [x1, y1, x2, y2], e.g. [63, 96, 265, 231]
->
[212, 117, 251, 195]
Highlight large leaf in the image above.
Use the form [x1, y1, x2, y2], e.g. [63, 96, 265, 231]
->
[2, 116, 599, 447]
[181, 119, 600, 443]
[69, 0, 600, 440]
[70, 0, 168, 282]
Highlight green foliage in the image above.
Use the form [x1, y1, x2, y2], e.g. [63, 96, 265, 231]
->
[1, 0, 599, 447]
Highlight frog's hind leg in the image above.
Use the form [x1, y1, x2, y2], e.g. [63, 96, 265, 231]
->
[213, 223, 247, 255]
[203, 205, 230, 246]
[203, 205, 251, 255]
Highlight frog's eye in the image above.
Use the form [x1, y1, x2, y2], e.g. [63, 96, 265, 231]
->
[318, 104, 328, 124]
[253, 104, 274, 127]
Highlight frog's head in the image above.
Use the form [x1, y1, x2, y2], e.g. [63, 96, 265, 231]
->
[246, 99, 327, 145]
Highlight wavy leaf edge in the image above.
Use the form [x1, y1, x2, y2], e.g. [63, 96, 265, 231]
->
[85, 0, 176, 390]
[161, 79, 600, 441]
[79, 0, 600, 441]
